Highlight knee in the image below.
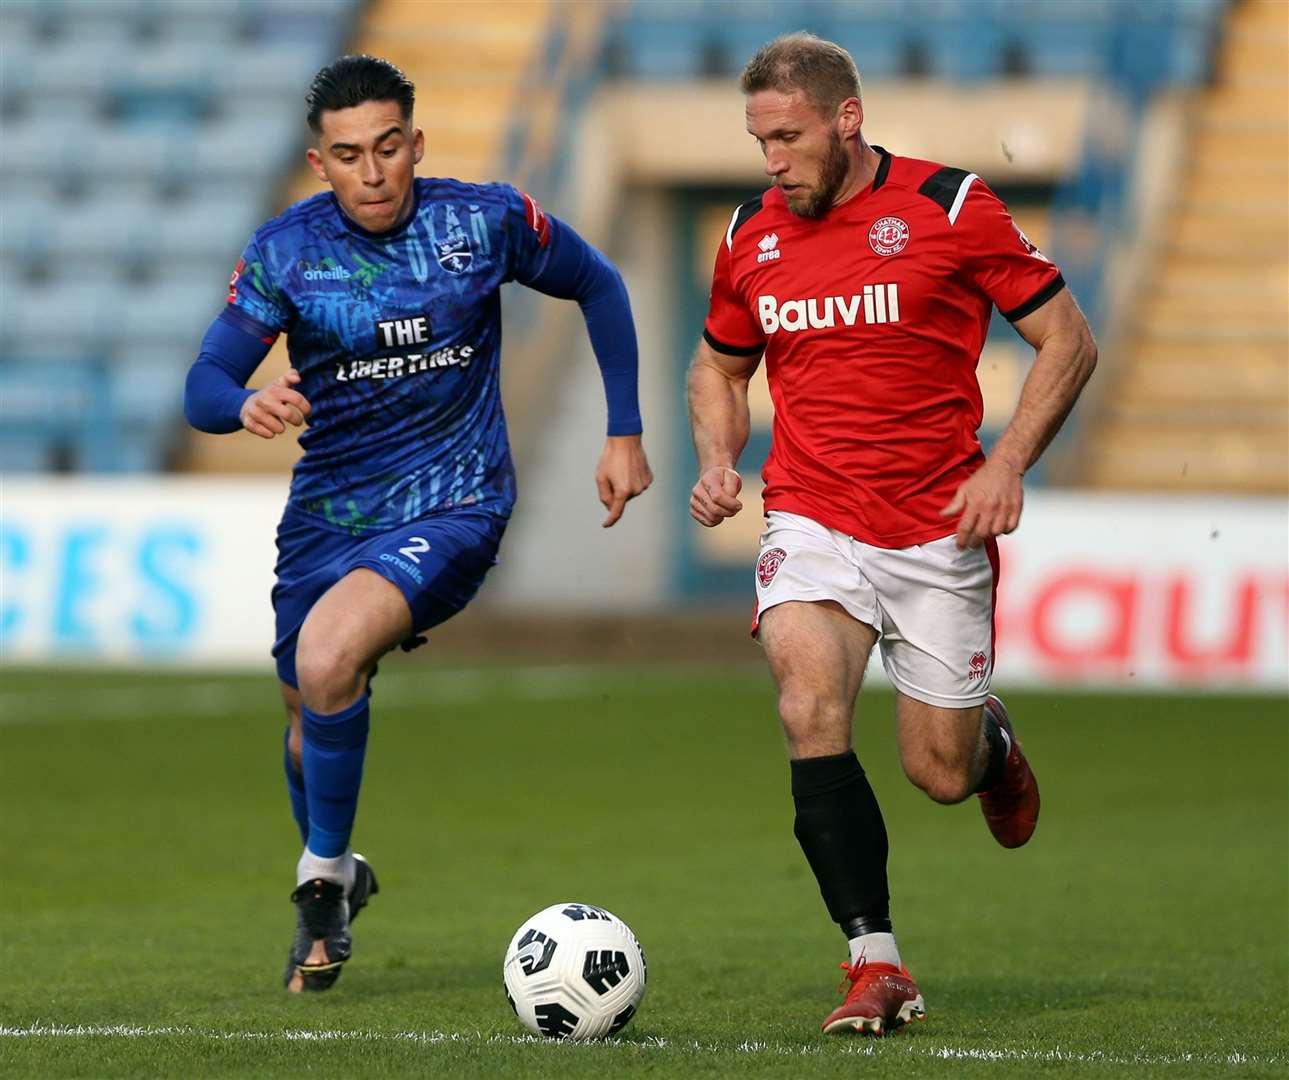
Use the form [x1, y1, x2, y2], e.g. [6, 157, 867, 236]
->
[778, 687, 851, 757]
[903, 751, 975, 805]
[295, 631, 368, 714]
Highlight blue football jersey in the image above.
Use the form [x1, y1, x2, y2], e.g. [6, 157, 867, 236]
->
[226, 178, 555, 535]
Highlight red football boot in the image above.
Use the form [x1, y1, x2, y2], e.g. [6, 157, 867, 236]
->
[977, 694, 1040, 848]
[821, 957, 926, 1035]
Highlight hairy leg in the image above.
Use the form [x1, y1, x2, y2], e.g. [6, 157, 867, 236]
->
[759, 602, 895, 946]
[894, 693, 988, 805]
[758, 600, 876, 758]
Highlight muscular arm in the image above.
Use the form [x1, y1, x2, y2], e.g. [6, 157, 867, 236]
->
[943, 287, 1097, 547]
[992, 287, 1098, 473]
[686, 337, 761, 526]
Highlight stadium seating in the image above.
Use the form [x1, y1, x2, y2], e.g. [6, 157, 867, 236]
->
[600, 0, 1229, 90]
[0, 0, 360, 472]
[1078, 0, 1288, 493]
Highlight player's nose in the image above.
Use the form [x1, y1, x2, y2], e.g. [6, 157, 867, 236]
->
[763, 148, 789, 177]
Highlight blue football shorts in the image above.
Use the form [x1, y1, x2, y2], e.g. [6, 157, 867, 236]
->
[270, 505, 507, 688]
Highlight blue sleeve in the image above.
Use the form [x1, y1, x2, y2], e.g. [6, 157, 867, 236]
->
[227, 235, 292, 333]
[183, 306, 276, 434]
[519, 213, 643, 437]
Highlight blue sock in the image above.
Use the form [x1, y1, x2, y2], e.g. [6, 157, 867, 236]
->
[283, 726, 309, 845]
[300, 695, 370, 858]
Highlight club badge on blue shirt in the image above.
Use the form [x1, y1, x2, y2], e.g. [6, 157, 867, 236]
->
[432, 204, 473, 275]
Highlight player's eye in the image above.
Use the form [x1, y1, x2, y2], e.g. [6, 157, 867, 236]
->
[380, 147, 398, 157]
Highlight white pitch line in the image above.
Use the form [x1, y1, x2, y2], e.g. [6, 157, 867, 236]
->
[0, 1024, 1279, 1067]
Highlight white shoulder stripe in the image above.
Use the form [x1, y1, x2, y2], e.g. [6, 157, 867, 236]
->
[725, 205, 743, 251]
[947, 172, 978, 226]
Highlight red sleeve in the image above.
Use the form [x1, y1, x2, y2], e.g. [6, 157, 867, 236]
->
[955, 180, 1065, 321]
[702, 236, 766, 356]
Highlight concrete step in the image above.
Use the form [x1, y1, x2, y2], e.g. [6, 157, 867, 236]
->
[1153, 260, 1288, 292]
[1184, 174, 1289, 207]
[1206, 84, 1289, 118]
[1134, 317, 1289, 342]
[1081, 427, 1288, 494]
[1103, 397, 1288, 428]
[1165, 230, 1289, 259]
[1130, 338, 1289, 368]
[1141, 297, 1289, 326]
[1190, 127, 1288, 164]
[1116, 360, 1287, 407]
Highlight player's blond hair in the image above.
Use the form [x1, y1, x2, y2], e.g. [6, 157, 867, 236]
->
[740, 32, 862, 117]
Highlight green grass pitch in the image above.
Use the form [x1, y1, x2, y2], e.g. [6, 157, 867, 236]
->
[1, 663, 1285, 1077]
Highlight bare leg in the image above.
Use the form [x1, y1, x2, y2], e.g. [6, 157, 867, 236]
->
[894, 694, 988, 805]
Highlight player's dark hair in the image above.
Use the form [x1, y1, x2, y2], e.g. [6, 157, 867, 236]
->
[741, 32, 862, 117]
[306, 54, 415, 133]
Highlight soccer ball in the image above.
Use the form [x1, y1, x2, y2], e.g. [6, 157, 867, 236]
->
[502, 902, 646, 1041]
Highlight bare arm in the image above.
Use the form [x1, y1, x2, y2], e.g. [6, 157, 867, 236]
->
[686, 337, 762, 526]
[942, 288, 1097, 547]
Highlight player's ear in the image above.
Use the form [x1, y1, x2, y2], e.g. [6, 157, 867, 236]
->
[306, 146, 329, 184]
[411, 127, 424, 165]
[837, 97, 863, 141]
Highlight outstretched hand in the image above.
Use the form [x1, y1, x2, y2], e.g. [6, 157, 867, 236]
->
[689, 465, 743, 527]
[596, 434, 653, 527]
[940, 455, 1023, 549]
[239, 368, 311, 440]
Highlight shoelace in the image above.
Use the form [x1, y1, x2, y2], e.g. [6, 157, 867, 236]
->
[836, 956, 868, 994]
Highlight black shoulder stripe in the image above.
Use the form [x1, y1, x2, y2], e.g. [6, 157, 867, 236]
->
[728, 195, 765, 245]
[871, 147, 892, 191]
[703, 329, 764, 357]
[917, 166, 972, 215]
[1003, 274, 1066, 322]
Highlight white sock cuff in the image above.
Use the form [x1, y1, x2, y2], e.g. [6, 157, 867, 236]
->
[848, 931, 901, 968]
[297, 847, 355, 890]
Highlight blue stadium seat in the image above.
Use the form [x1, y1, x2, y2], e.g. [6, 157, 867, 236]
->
[604, 0, 1228, 84]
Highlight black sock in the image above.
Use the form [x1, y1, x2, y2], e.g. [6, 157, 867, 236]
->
[791, 750, 891, 935]
[976, 712, 1009, 793]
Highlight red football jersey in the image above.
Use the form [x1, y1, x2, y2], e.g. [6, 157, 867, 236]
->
[704, 149, 1064, 549]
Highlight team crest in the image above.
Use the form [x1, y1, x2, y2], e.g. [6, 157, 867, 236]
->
[868, 216, 909, 256]
[431, 204, 474, 275]
[967, 650, 988, 681]
[757, 547, 788, 588]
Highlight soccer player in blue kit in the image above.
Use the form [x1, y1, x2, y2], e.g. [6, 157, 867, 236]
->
[184, 56, 651, 992]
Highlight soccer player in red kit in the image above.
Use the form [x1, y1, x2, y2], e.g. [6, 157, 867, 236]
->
[688, 34, 1097, 1035]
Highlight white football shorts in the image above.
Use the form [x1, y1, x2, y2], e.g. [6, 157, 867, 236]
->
[751, 510, 998, 709]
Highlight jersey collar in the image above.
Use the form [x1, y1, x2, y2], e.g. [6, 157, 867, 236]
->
[870, 146, 892, 192]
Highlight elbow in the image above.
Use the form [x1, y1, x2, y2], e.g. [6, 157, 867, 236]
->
[1081, 331, 1099, 384]
[182, 366, 220, 433]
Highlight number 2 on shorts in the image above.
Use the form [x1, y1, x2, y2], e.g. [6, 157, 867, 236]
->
[398, 536, 430, 563]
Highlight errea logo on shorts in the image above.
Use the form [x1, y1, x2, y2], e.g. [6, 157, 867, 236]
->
[757, 285, 900, 333]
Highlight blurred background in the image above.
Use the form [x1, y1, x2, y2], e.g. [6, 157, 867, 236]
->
[1, 0, 1285, 693]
